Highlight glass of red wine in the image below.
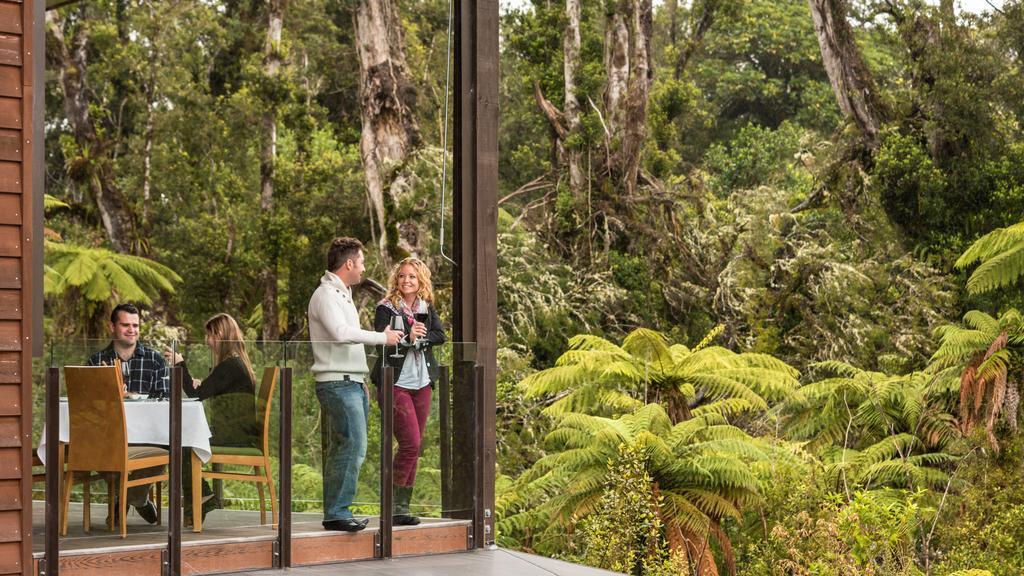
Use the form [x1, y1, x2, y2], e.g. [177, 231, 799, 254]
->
[414, 312, 429, 330]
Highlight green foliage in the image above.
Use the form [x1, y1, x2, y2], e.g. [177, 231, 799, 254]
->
[932, 438, 1024, 576]
[573, 442, 687, 575]
[837, 490, 926, 573]
[872, 129, 949, 240]
[693, 0, 837, 134]
[693, 182, 956, 372]
[705, 121, 806, 196]
[739, 489, 928, 575]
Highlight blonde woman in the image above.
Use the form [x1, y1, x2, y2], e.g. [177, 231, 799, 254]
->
[371, 257, 446, 525]
[165, 313, 259, 523]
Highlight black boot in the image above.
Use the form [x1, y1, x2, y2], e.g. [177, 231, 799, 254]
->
[393, 485, 420, 526]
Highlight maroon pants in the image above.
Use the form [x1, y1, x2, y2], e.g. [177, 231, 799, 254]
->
[393, 386, 431, 487]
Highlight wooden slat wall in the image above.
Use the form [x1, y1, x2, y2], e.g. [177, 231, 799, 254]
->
[0, 0, 32, 573]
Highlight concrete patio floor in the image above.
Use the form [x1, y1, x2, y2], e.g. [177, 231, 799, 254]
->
[237, 548, 622, 576]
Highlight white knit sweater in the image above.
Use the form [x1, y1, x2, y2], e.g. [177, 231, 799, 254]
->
[308, 271, 387, 382]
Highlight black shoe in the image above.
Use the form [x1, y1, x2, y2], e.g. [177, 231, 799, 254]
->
[393, 514, 420, 526]
[201, 494, 220, 522]
[322, 518, 369, 532]
[135, 500, 159, 525]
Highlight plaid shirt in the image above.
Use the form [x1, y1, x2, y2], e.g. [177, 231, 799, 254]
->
[87, 342, 170, 396]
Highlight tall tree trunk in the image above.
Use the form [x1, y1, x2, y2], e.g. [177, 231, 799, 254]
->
[667, 0, 679, 46]
[46, 11, 139, 254]
[260, 0, 286, 341]
[532, 0, 584, 198]
[674, 0, 716, 81]
[354, 0, 420, 260]
[603, 0, 652, 196]
[141, 1, 158, 232]
[807, 0, 886, 148]
[564, 0, 584, 197]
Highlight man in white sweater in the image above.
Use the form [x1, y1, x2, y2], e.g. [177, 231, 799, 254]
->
[309, 237, 401, 531]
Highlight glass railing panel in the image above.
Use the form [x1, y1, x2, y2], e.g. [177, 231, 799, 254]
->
[170, 339, 284, 541]
[284, 341, 383, 535]
[437, 342, 478, 521]
[363, 340, 477, 530]
[37, 337, 179, 549]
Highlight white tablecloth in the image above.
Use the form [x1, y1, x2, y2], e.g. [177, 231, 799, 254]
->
[38, 400, 213, 465]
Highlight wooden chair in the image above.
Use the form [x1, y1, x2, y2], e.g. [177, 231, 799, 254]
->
[62, 366, 169, 538]
[191, 366, 279, 532]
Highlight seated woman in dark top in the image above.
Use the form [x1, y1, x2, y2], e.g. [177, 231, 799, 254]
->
[165, 313, 259, 523]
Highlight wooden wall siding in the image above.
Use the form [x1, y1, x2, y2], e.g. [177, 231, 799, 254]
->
[0, 130, 17, 163]
[0, 260, 18, 290]
[0, 36, 16, 67]
[0, 511, 18, 543]
[0, 419, 17, 448]
[0, 0, 32, 572]
[290, 531, 376, 566]
[0, 387, 16, 414]
[0, 70, 15, 99]
[0, 354, 17, 383]
[0, 481, 19, 511]
[0, 99, 16, 130]
[0, 321, 17, 351]
[0, 228, 17, 257]
[0, 291, 19, 319]
[0, 449, 19, 480]
[181, 540, 273, 575]
[0, 195, 19, 226]
[51, 549, 163, 576]
[0, 162, 16, 192]
[0, 5, 18, 36]
[393, 523, 470, 557]
[0, 543, 18, 574]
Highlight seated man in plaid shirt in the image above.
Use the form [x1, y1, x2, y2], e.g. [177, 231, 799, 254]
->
[87, 303, 169, 525]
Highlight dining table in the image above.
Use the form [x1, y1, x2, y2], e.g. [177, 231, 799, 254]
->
[37, 398, 213, 465]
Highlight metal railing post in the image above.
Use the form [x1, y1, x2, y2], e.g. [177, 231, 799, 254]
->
[277, 366, 292, 568]
[43, 366, 60, 576]
[439, 365, 450, 516]
[379, 365, 394, 559]
[167, 363, 183, 576]
[474, 364, 485, 548]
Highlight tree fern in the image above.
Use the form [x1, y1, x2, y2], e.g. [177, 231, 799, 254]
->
[45, 240, 182, 305]
[930, 308, 1024, 451]
[956, 220, 1024, 294]
[521, 326, 800, 423]
[498, 403, 775, 573]
[784, 365, 958, 491]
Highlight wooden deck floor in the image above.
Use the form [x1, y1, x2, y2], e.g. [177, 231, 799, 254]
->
[32, 501, 472, 575]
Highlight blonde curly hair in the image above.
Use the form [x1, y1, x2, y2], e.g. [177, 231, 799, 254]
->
[384, 257, 434, 308]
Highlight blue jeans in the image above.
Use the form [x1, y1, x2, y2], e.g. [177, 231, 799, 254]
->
[316, 380, 369, 521]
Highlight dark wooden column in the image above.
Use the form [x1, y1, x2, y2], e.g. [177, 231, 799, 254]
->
[452, 0, 498, 549]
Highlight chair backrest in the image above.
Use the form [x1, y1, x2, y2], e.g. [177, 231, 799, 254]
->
[64, 366, 128, 472]
[257, 367, 279, 455]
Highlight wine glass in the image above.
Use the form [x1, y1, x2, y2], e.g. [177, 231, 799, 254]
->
[389, 315, 404, 359]
[413, 313, 429, 342]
